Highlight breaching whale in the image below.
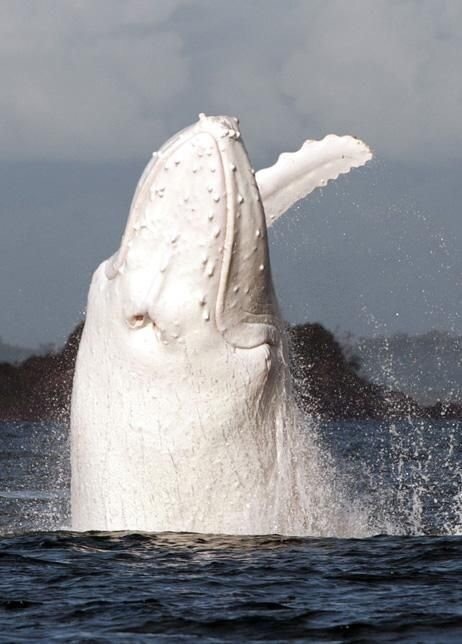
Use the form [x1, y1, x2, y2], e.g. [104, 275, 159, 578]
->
[71, 114, 371, 534]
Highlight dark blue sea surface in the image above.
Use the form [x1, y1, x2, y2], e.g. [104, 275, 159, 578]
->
[0, 420, 461, 642]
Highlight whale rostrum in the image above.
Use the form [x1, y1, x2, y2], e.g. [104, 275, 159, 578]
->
[71, 114, 372, 534]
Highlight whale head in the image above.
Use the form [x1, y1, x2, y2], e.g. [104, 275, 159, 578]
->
[100, 114, 281, 358]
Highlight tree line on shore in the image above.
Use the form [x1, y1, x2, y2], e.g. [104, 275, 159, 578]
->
[0, 321, 460, 422]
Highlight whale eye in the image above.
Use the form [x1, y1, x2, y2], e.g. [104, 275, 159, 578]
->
[128, 314, 148, 329]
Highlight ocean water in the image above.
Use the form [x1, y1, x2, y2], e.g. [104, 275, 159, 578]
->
[1, 420, 461, 642]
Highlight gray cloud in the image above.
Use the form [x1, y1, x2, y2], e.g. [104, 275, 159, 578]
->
[1, 0, 462, 346]
[1, 1, 462, 163]
[0, 0, 192, 160]
[279, 1, 462, 163]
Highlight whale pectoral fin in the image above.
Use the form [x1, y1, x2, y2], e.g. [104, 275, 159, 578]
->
[256, 134, 372, 227]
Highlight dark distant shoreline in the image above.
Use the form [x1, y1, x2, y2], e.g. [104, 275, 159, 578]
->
[0, 322, 461, 423]
[289, 324, 462, 421]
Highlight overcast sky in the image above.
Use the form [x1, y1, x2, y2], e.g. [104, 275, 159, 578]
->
[1, 0, 462, 346]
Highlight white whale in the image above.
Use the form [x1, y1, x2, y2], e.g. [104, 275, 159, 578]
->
[71, 114, 371, 534]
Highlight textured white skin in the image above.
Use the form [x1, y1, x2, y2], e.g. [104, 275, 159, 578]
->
[71, 115, 372, 534]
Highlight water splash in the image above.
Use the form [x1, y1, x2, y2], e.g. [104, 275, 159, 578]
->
[0, 422, 69, 533]
[316, 417, 462, 537]
[1, 409, 461, 537]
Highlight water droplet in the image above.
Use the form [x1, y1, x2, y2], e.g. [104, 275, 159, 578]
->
[203, 310, 210, 322]
[233, 285, 240, 293]
[214, 227, 221, 238]
[255, 229, 261, 238]
[259, 264, 265, 272]
[201, 254, 208, 265]
[207, 185, 214, 193]
[213, 194, 221, 203]
[199, 295, 207, 306]
[230, 164, 236, 172]
[238, 194, 244, 204]
[210, 166, 216, 173]
[171, 234, 179, 244]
